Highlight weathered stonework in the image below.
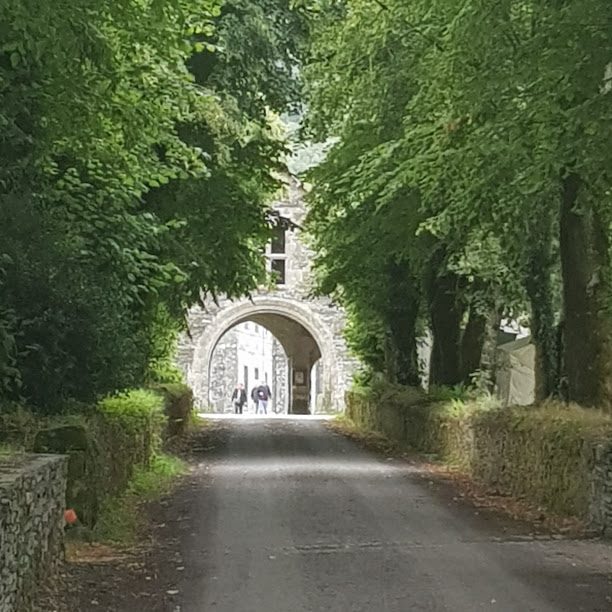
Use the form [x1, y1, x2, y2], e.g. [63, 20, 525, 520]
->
[272, 340, 289, 413]
[589, 442, 612, 535]
[177, 176, 359, 413]
[209, 329, 239, 412]
[0, 454, 67, 612]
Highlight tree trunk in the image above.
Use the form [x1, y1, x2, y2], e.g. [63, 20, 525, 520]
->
[479, 306, 503, 391]
[524, 211, 559, 401]
[559, 173, 612, 408]
[427, 261, 464, 387]
[460, 306, 487, 384]
[385, 261, 420, 386]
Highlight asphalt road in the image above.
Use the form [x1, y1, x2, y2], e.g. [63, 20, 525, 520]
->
[168, 416, 612, 612]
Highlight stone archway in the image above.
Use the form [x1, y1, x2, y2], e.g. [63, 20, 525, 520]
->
[179, 295, 345, 414]
[176, 175, 359, 413]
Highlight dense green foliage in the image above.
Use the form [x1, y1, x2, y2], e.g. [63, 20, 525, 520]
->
[0, 0, 306, 412]
[4, 0, 612, 413]
[304, 0, 612, 408]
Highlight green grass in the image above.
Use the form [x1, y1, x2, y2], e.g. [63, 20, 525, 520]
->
[0, 442, 23, 458]
[92, 453, 187, 545]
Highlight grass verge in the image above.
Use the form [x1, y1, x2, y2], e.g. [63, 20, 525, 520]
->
[91, 453, 187, 545]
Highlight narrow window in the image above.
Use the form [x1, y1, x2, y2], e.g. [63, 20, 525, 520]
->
[271, 226, 286, 254]
[271, 259, 286, 285]
[255, 367, 259, 380]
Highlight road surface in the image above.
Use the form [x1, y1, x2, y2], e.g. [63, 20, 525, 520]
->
[166, 416, 612, 612]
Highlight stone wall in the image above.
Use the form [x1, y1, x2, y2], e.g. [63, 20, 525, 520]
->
[346, 389, 612, 534]
[589, 443, 612, 536]
[0, 454, 67, 612]
[272, 340, 289, 413]
[209, 328, 239, 412]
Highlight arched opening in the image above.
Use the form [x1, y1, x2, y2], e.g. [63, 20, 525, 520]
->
[206, 311, 324, 415]
[209, 321, 290, 413]
[181, 296, 350, 413]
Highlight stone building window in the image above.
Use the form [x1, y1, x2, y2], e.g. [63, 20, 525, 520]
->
[269, 226, 287, 286]
[271, 227, 286, 254]
[271, 258, 286, 285]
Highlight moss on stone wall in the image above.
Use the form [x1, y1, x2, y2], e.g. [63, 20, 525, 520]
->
[346, 388, 612, 527]
[150, 383, 194, 439]
[2, 389, 171, 527]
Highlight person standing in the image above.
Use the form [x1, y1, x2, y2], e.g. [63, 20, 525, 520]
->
[231, 383, 247, 414]
[250, 385, 259, 412]
[255, 383, 272, 415]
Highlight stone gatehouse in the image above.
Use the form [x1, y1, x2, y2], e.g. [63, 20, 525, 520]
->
[177, 175, 358, 414]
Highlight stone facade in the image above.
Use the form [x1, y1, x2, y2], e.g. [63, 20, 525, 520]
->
[0, 454, 67, 612]
[209, 328, 239, 413]
[177, 176, 359, 413]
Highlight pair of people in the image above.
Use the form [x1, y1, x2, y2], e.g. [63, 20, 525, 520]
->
[251, 383, 272, 414]
[231, 382, 272, 414]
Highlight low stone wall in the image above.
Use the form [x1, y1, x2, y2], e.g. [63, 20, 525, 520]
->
[33, 390, 166, 528]
[590, 443, 612, 535]
[346, 389, 612, 534]
[0, 454, 67, 612]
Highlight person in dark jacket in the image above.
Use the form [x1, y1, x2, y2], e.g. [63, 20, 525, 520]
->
[231, 383, 247, 414]
[255, 383, 272, 415]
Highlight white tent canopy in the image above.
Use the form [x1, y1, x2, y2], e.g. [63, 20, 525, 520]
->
[495, 336, 535, 406]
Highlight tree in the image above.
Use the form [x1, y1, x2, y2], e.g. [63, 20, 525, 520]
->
[304, 0, 612, 407]
[0, 0, 307, 411]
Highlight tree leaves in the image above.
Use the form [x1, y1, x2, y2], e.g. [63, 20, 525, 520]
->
[0, 0, 305, 410]
[303, 0, 612, 391]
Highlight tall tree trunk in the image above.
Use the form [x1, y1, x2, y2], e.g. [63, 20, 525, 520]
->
[559, 173, 612, 409]
[479, 306, 503, 391]
[524, 211, 559, 401]
[460, 306, 487, 384]
[385, 261, 420, 386]
[427, 258, 464, 387]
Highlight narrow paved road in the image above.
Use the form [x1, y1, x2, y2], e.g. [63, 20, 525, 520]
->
[167, 417, 612, 612]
